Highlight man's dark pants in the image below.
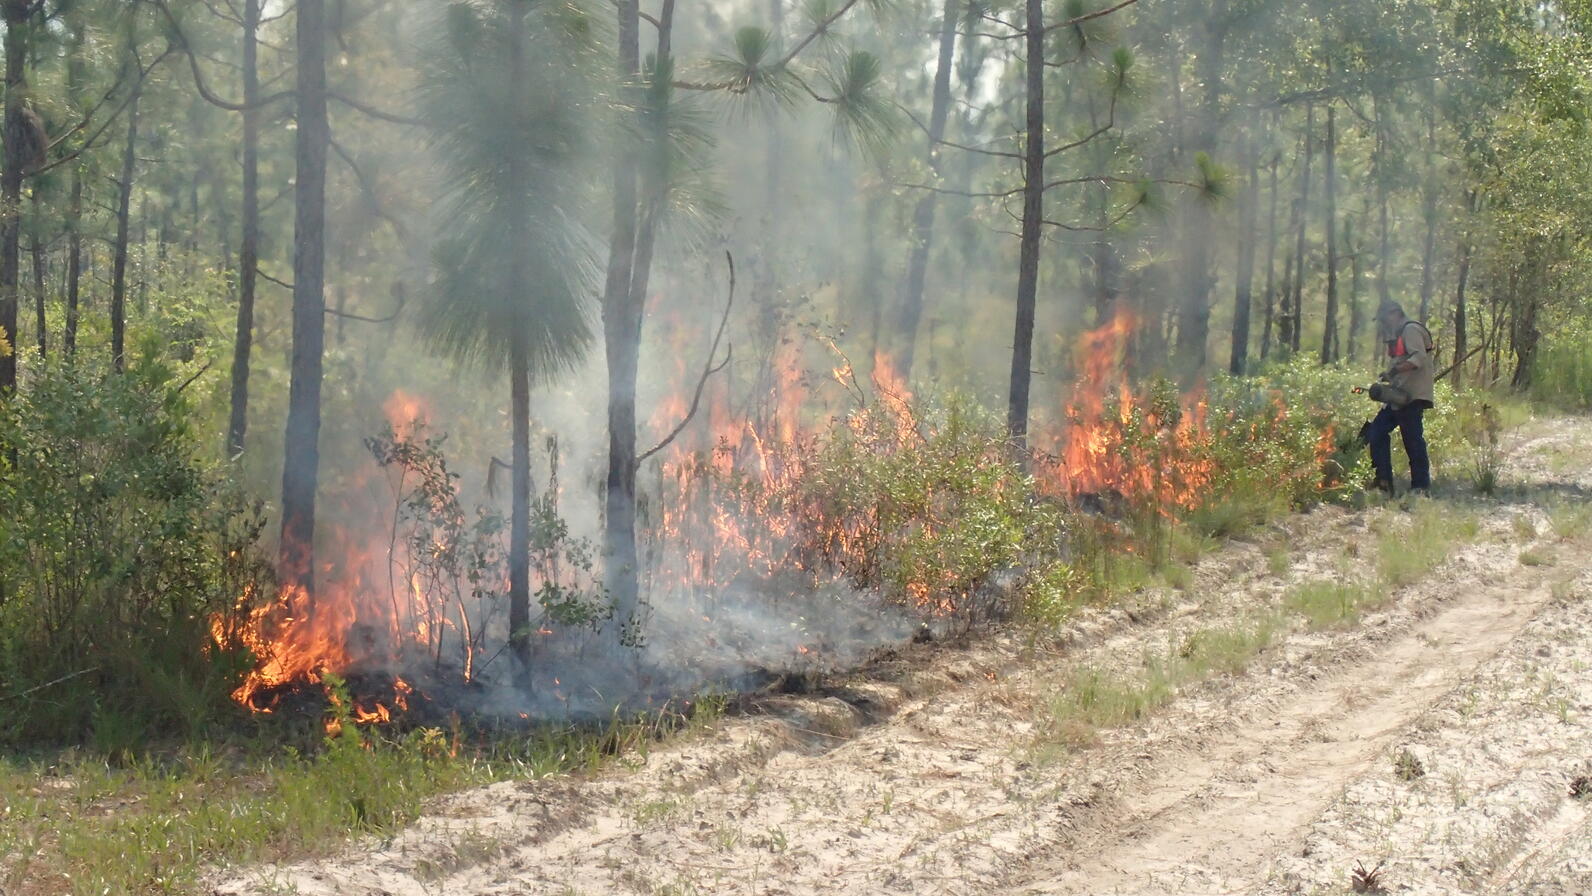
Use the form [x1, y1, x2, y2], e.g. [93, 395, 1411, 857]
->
[1367, 402, 1431, 490]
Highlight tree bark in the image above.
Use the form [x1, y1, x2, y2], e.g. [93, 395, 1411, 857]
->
[602, 0, 646, 641]
[1320, 105, 1338, 364]
[64, 165, 82, 355]
[1229, 128, 1258, 375]
[897, 0, 959, 381]
[29, 190, 43, 357]
[1006, 0, 1044, 450]
[279, 0, 330, 593]
[503, 0, 542, 673]
[1417, 108, 1438, 321]
[1453, 190, 1476, 387]
[111, 79, 143, 373]
[1346, 215, 1364, 363]
[1289, 104, 1313, 354]
[1259, 148, 1279, 361]
[0, 0, 31, 393]
[1175, 0, 1226, 372]
[228, 0, 262, 458]
[1374, 94, 1392, 314]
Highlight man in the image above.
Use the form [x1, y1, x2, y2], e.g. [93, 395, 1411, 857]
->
[1367, 301, 1435, 495]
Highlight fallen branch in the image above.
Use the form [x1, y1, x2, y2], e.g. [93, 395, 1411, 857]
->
[638, 251, 736, 465]
[0, 667, 100, 704]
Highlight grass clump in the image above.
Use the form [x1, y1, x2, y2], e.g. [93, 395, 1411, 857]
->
[1393, 747, 1427, 781]
[1285, 580, 1377, 629]
[1035, 619, 1276, 760]
[1378, 502, 1473, 588]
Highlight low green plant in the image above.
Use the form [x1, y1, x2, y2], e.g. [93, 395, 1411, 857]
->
[1393, 748, 1426, 781]
[1378, 502, 1470, 587]
[0, 356, 270, 745]
[1284, 579, 1376, 629]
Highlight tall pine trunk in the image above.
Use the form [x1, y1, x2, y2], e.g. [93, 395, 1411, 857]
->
[1259, 149, 1279, 360]
[64, 166, 82, 355]
[1346, 214, 1364, 363]
[1175, 0, 1226, 371]
[61, 21, 85, 357]
[0, 0, 31, 394]
[228, 0, 261, 458]
[897, 0, 958, 381]
[602, 0, 646, 640]
[1417, 110, 1439, 322]
[1374, 94, 1392, 313]
[505, 1, 534, 671]
[1320, 105, 1338, 364]
[1453, 190, 1477, 387]
[1229, 128, 1257, 375]
[279, 0, 330, 593]
[1006, 0, 1044, 450]
[1288, 104, 1313, 354]
[111, 80, 142, 373]
[29, 190, 43, 357]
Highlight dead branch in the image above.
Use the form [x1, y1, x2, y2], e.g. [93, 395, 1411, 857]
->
[0, 667, 100, 704]
[33, 45, 179, 179]
[325, 284, 407, 324]
[151, 0, 295, 112]
[638, 251, 736, 465]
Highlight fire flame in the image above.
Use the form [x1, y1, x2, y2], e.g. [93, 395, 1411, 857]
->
[1035, 312, 1216, 512]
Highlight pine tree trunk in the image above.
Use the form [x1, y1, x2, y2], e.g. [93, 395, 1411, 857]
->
[1289, 104, 1313, 354]
[279, 0, 330, 593]
[1, 0, 31, 393]
[1260, 149, 1279, 360]
[64, 166, 81, 355]
[1347, 215, 1364, 364]
[228, 0, 261, 458]
[1175, 0, 1226, 371]
[897, 0, 959, 381]
[1453, 191, 1476, 387]
[1229, 128, 1257, 375]
[1006, 0, 1044, 450]
[1320, 106, 1338, 365]
[602, 0, 646, 640]
[29, 191, 43, 357]
[1417, 109, 1438, 321]
[111, 80, 142, 373]
[1369, 94, 1394, 311]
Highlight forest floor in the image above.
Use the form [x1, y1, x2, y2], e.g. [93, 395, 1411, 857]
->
[215, 416, 1592, 896]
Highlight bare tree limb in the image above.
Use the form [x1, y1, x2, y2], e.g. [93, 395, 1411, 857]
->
[323, 287, 406, 324]
[328, 91, 426, 127]
[257, 267, 294, 290]
[638, 252, 737, 465]
[32, 46, 179, 178]
[151, 0, 296, 111]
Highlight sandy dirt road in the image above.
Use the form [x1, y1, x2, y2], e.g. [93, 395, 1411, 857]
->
[216, 418, 1592, 896]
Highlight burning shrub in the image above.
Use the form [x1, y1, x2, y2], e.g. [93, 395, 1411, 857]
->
[791, 396, 1067, 621]
[0, 358, 268, 746]
[650, 387, 1069, 626]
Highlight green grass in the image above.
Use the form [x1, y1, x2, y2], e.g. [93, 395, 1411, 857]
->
[0, 699, 726, 896]
[1284, 580, 1378, 629]
[1035, 619, 1276, 761]
[1378, 502, 1476, 588]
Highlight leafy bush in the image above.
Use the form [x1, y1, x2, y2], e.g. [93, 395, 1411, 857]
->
[789, 395, 1071, 623]
[0, 358, 267, 745]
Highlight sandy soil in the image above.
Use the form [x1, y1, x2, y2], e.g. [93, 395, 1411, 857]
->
[215, 417, 1592, 896]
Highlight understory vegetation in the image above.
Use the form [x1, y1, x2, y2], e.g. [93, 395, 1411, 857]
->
[0, 351, 1532, 893]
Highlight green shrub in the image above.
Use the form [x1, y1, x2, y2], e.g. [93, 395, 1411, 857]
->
[0, 357, 268, 745]
[789, 395, 1069, 622]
